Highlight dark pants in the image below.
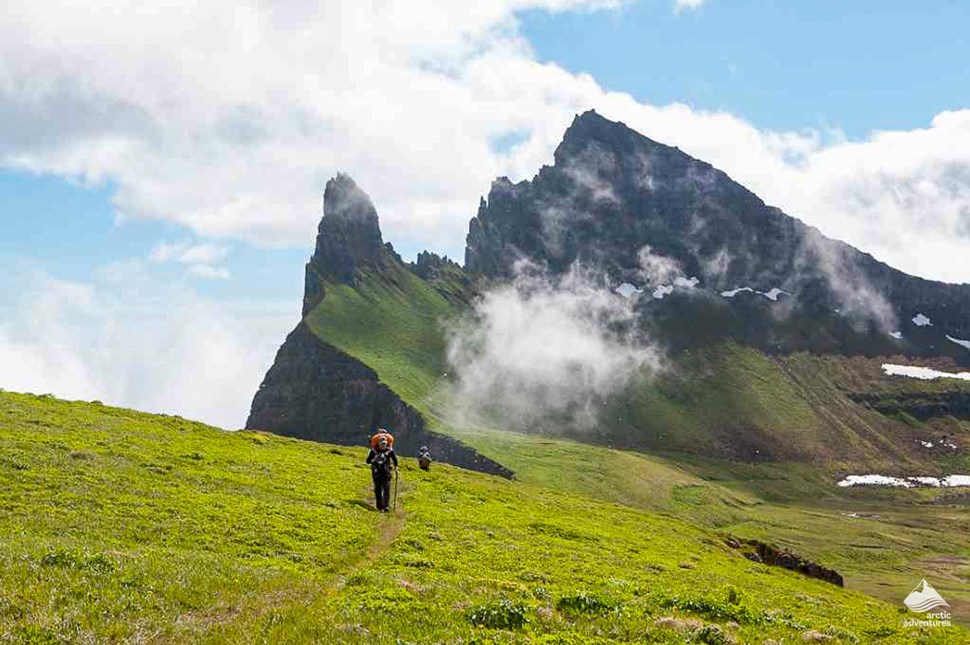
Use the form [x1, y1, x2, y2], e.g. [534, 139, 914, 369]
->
[372, 471, 392, 511]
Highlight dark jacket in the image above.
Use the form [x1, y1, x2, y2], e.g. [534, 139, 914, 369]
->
[366, 448, 398, 477]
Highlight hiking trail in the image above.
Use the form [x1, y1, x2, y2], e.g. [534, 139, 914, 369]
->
[325, 479, 408, 597]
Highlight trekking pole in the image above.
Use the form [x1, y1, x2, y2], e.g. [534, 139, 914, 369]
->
[393, 467, 399, 511]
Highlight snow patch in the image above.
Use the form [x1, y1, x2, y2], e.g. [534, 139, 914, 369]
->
[881, 363, 970, 382]
[673, 276, 700, 289]
[912, 313, 932, 327]
[720, 286, 788, 301]
[919, 440, 934, 448]
[652, 285, 674, 300]
[720, 287, 754, 298]
[946, 334, 970, 350]
[614, 283, 642, 299]
[838, 475, 912, 487]
[837, 474, 970, 488]
[761, 287, 790, 301]
[888, 331, 903, 340]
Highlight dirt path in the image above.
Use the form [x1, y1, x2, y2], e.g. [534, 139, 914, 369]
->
[327, 477, 408, 595]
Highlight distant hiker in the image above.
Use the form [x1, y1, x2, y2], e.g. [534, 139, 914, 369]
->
[417, 445, 432, 471]
[366, 430, 398, 512]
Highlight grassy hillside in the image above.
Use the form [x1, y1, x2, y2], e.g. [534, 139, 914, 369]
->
[305, 262, 455, 408]
[305, 264, 963, 470]
[300, 266, 970, 623]
[2, 391, 964, 643]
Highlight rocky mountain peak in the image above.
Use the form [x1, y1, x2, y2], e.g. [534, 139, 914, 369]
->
[554, 109, 652, 164]
[303, 174, 386, 314]
[465, 110, 970, 361]
[319, 173, 383, 258]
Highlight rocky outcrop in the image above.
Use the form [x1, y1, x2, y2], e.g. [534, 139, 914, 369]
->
[253, 174, 512, 478]
[848, 390, 970, 421]
[246, 322, 513, 478]
[726, 537, 844, 587]
[465, 110, 970, 363]
[411, 251, 458, 280]
[303, 174, 388, 315]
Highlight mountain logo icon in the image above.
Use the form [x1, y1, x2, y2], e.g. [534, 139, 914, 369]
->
[903, 579, 950, 613]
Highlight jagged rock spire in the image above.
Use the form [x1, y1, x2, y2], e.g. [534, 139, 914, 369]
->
[303, 173, 385, 315]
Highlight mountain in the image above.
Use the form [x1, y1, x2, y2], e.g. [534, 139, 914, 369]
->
[249, 173, 510, 477]
[467, 110, 970, 362]
[239, 113, 969, 621]
[248, 111, 970, 471]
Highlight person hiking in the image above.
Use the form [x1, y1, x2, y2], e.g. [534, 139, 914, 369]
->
[417, 445, 432, 471]
[366, 430, 398, 512]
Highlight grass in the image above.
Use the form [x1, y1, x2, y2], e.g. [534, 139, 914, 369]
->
[4, 391, 967, 642]
[298, 265, 970, 627]
[0, 391, 381, 643]
[305, 266, 948, 469]
[304, 262, 456, 410]
[444, 426, 970, 624]
[442, 425, 757, 523]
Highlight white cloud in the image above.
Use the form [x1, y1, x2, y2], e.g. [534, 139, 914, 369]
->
[1, 1, 970, 283]
[149, 241, 230, 265]
[674, 0, 706, 14]
[445, 262, 660, 430]
[187, 264, 231, 280]
[0, 264, 292, 428]
[148, 240, 230, 279]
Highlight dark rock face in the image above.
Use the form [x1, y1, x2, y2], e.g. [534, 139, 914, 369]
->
[848, 390, 970, 421]
[728, 537, 843, 587]
[303, 174, 386, 315]
[466, 110, 806, 285]
[246, 322, 513, 478]
[465, 110, 970, 362]
[411, 250, 457, 280]
[257, 174, 513, 477]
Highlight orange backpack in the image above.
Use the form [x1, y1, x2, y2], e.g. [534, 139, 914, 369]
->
[370, 430, 394, 449]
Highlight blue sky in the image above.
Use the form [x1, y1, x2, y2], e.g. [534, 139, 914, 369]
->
[523, 1, 970, 138]
[2, 0, 969, 425]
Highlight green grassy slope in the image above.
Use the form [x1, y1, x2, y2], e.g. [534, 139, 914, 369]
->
[305, 265, 955, 469]
[305, 262, 455, 409]
[2, 391, 964, 643]
[300, 266, 970, 623]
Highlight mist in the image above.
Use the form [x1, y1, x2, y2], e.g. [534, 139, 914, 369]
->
[444, 262, 661, 433]
[797, 228, 898, 331]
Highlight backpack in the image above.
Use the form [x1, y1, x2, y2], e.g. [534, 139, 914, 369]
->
[370, 430, 394, 449]
[371, 448, 393, 475]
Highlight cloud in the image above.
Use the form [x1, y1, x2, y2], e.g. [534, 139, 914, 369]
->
[149, 241, 230, 266]
[187, 264, 231, 280]
[674, 0, 706, 14]
[2, 1, 969, 282]
[148, 240, 231, 279]
[445, 262, 661, 431]
[795, 229, 897, 331]
[0, 263, 292, 428]
[637, 245, 683, 285]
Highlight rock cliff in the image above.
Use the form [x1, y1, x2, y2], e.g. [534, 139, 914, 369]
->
[250, 175, 512, 478]
[466, 110, 970, 362]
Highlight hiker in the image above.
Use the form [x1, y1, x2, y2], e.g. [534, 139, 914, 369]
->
[366, 430, 398, 512]
[417, 445, 432, 471]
